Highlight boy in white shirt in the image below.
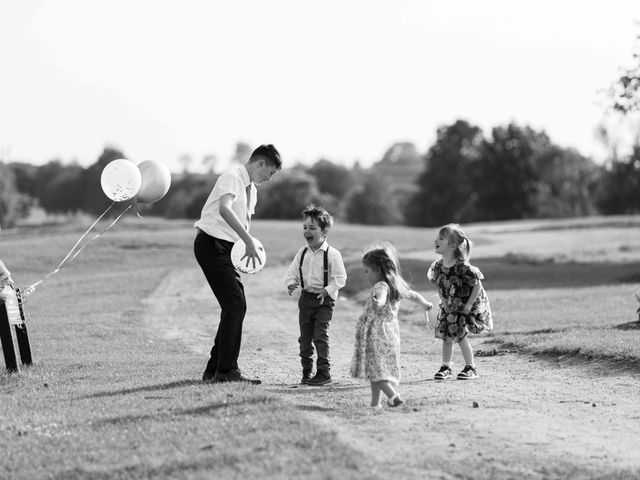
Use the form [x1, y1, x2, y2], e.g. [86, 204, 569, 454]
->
[285, 205, 347, 386]
[195, 144, 281, 384]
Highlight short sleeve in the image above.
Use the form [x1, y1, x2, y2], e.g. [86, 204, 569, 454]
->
[211, 172, 243, 202]
[427, 260, 439, 283]
[371, 281, 389, 307]
[461, 263, 483, 285]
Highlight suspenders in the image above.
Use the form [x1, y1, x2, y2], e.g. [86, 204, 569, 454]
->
[299, 247, 329, 290]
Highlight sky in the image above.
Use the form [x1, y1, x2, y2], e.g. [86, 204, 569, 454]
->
[1, 1, 639, 173]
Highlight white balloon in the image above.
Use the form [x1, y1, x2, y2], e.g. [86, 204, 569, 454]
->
[136, 160, 172, 204]
[101, 159, 142, 202]
[231, 237, 267, 274]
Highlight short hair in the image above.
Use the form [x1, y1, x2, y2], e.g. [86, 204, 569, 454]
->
[249, 144, 282, 169]
[301, 204, 334, 231]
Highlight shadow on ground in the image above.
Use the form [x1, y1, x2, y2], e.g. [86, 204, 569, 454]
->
[78, 379, 202, 399]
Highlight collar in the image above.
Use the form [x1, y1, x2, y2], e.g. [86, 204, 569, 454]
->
[307, 239, 329, 253]
[239, 164, 252, 187]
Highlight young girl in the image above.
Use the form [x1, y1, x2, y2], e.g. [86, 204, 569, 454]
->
[350, 244, 432, 408]
[428, 223, 493, 380]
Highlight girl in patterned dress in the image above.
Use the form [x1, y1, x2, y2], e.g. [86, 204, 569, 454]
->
[351, 244, 433, 408]
[428, 224, 493, 381]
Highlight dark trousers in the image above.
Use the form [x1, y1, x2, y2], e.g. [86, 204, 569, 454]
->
[298, 291, 335, 373]
[194, 230, 247, 373]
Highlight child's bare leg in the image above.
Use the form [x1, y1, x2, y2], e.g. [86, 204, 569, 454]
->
[370, 382, 382, 407]
[378, 380, 398, 399]
[442, 341, 453, 365]
[458, 336, 475, 366]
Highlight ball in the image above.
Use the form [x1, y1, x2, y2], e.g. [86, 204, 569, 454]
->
[231, 237, 266, 274]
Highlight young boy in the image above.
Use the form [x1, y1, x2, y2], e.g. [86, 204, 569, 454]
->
[194, 144, 282, 384]
[285, 205, 347, 386]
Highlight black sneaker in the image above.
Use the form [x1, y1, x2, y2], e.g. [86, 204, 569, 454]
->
[457, 365, 478, 380]
[434, 365, 453, 380]
[301, 370, 313, 385]
[213, 369, 262, 385]
[387, 396, 404, 407]
[307, 370, 332, 386]
[202, 370, 217, 383]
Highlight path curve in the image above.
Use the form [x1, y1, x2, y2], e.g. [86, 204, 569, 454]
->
[143, 267, 640, 479]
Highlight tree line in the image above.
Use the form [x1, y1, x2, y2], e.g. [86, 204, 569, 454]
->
[1, 118, 639, 228]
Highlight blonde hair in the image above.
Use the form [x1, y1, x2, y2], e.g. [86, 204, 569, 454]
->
[438, 223, 472, 262]
[362, 242, 410, 303]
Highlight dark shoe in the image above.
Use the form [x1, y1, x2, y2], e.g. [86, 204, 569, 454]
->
[387, 395, 404, 407]
[213, 369, 262, 385]
[202, 370, 217, 383]
[434, 364, 453, 380]
[307, 370, 332, 386]
[457, 365, 478, 380]
[301, 370, 313, 385]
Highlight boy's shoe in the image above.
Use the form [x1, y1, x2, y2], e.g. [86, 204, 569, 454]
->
[301, 370, 313, 385]
[434, 365, 453, 380]
[307, 370, 332, 386]
[213, 369, 262, 385]
[457, 365, 478, 380]
[202, 370, 217, 383]
[387, 395, 404, 407]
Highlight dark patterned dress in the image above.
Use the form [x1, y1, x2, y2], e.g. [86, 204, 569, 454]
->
[428, 259, 493, 342]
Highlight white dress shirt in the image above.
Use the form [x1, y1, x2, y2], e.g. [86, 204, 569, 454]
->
[194, 164, 257, 242]
[284, 240, 347, 300]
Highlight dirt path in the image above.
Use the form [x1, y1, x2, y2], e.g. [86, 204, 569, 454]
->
[144, 267, 640, 479]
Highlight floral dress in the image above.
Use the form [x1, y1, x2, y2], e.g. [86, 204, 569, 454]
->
[428, 259, 493, 342]
[350, 281, 401, 385]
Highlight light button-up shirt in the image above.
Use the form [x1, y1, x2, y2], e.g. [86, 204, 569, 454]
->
[284, 240, 347, 300]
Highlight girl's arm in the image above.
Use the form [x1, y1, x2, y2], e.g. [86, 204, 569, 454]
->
[372, 282, 388, 308]
[405, 289, 433, 311]
[462, 281, 482, 314]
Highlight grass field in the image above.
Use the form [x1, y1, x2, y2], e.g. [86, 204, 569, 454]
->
[1, 214, 640, 478]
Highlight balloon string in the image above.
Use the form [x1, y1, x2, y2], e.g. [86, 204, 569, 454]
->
[22, 202, 131, 296]
[56, 201, 116, 270]
[135, 198, 144, 219]
[60, 204, 133, 266]
[425, 293, 439, 326]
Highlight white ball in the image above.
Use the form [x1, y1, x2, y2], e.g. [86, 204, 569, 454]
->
[231, 237, 266, 274]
